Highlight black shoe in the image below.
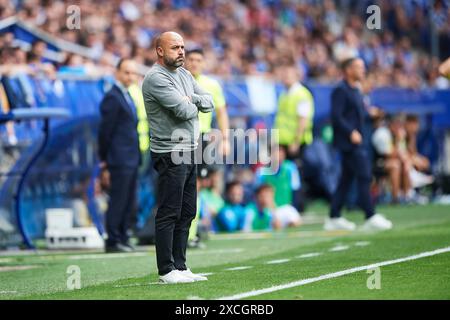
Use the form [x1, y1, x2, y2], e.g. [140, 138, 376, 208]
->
[121, 242, 135, 251]
[105, 243, 133, 253]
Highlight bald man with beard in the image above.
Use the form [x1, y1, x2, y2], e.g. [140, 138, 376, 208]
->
[142, 32, 214, 284]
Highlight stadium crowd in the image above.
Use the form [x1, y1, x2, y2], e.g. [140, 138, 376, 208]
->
[0, 1, 448, 245]
[0, 0, 449, 88]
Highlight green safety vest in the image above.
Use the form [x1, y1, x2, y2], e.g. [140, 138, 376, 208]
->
[195, 74, 226, 134]
[274, 83, 314, 146]
[128, 83, 150, 153]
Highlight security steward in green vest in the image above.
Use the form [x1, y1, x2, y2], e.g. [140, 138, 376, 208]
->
[128, 82, 150, 167]
[185, 48, 230, 158]
[274, 65, 314, 161]
[274, 65, 314, 212]
[184, 48, 230, 248]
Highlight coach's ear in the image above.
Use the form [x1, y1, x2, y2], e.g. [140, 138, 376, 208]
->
[156, 46, 164, 59]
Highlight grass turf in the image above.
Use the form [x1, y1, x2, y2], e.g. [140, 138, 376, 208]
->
[0, 204, 449, 300]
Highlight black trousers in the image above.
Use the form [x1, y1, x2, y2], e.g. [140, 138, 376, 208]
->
[105, 166, 138, 246]
[151, 150, 197, 276]
[330, 147, 375, 219]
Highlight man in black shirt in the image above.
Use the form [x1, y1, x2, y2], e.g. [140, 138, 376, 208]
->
[325, 57, 393, 232]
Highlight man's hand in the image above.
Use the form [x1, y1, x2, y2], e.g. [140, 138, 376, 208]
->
[438, 57, 450, 77]
[368, 106, 384, 118]
[350, 130, 362, 145]
[220, 138, 231, 157]
[99, 162, 110, 186]
[183, 96, 192, 103]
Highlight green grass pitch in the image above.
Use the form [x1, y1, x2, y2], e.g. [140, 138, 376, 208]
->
[1, 203, 449, 300]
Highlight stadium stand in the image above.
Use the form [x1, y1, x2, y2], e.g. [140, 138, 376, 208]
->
[1, 0, 450, 248]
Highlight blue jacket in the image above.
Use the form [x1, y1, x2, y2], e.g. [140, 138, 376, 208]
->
[331, 81, 365, 152]
[98, 84, 140, 168]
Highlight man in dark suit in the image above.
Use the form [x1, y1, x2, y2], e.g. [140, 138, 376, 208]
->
[98, 58, 141, 252]
[326, 57, 393, 232]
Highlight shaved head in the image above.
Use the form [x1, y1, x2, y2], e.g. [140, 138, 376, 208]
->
[155, 32, 183, 49]
[155, 32, 185, 70]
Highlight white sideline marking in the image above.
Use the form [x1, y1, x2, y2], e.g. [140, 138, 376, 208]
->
[329, 245, 350, 252]
[200, 248, 244, 255]
[198, 272, 214, 276]
[266, 259, 291, 265]
[296, 252, 322, 259]
[187, 296, 204, 300]
[216, 246, 450, 300]
[113, 282, 159, 288]
[224, 266, 253, 271]
[354, 241, 371, 247]
[67, 248, 243, 260]
[0, 291, 17, 294]
[70, 252, 149, 260]
[0, 265, 39, 272]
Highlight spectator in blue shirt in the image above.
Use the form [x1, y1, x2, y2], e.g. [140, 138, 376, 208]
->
[216, 181, 247, 232]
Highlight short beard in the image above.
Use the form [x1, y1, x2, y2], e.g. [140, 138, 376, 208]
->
[163, 56, 184, 69]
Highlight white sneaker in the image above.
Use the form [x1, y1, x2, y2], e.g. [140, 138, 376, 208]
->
[362, 214, 393, 231]
[178, 269, 208, 282]
[159, 270, 195, 284]
[324, 217, 356, 231]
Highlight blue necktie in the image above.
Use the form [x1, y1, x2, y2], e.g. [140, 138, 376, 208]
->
[125, 92, 137, 120]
